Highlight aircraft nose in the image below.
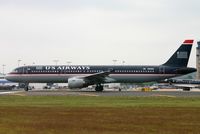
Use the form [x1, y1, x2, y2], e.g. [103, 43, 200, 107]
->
[5, 73, 12, 81]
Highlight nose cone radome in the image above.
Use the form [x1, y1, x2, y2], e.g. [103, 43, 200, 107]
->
[5, 73, 12, 81]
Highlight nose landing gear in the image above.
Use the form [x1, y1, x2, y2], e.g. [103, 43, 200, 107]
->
[95, 84, 104, 92]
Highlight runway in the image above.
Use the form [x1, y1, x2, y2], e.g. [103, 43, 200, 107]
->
[1, 89, 200, 97]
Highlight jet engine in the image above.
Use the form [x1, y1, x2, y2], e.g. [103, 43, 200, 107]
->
[68, 77, 88, 89]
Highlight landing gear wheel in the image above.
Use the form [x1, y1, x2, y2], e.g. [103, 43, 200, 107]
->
[24, 84, 31, 91]
[95, 84, 104, 92]
[24, 86, 29, 91]
[183, 87, 190, 91]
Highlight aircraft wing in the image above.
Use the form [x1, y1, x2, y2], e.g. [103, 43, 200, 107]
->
[83, 69, 116, 84]
[172, 84, 199, 88]
[166, 78, 200, 89]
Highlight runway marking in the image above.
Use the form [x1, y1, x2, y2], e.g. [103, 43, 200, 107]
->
[11, 92, 26, 96]
[151, 94, 176, 98]
[76, 93, 99, 97]
[0, 91, 24, 95]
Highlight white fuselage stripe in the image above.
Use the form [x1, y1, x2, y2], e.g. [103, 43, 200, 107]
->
[7, 73, 176, 77]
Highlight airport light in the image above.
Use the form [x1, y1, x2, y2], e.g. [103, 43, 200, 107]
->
[18, 59, 21, 67]
[122, 61, 125, 65]
[67, 61, 72, 65]
[113, 60, 117, 65]
[53, 60, 59, 65]
[2, 64, 6, 75]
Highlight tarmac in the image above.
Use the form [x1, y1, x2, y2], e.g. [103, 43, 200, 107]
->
[1, 89, 200, 97]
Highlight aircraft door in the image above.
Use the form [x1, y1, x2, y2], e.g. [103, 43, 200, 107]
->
[27, 67, 31, 74]
[22, 67, 26, 74]
[22, 67, 31, 74]
[159, 66, 165, 74]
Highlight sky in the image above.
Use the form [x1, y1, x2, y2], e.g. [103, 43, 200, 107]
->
[0, 0, 200, 73]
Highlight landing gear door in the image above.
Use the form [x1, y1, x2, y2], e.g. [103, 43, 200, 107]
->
[159, 66, 165, 74]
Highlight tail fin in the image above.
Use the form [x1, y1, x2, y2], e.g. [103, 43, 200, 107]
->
[163, 40, 193, 67]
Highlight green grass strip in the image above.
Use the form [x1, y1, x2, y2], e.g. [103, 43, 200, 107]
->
[0, 96, 200, 108]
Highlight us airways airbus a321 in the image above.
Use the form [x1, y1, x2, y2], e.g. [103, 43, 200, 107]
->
[6, 40, 196, 91]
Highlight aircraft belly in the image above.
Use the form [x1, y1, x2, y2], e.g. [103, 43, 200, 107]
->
[10, 75, 69, 83]
[30, 76, 67, 83]
[110, 75, 173, 83]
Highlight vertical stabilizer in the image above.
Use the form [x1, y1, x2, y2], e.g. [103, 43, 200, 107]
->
[163, 40, 193, 67]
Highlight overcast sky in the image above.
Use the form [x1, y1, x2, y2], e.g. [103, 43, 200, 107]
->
[0, 0, 200, 73]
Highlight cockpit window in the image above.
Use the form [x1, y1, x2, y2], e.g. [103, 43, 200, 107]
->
[12, 69, 18, 73]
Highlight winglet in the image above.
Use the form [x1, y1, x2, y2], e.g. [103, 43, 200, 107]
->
[183, 40, 194, 45]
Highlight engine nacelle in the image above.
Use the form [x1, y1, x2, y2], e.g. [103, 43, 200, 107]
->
[68, 77, 87, 89]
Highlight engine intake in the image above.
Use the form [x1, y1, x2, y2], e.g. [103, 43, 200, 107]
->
[68, 77, 88, 89]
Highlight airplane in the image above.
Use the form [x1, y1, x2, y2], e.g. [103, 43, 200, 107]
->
[165, 78, 200, 91]
[0, 78, 17, 90]
[0, 79, 13, 84]
[5, 39, 196, 91]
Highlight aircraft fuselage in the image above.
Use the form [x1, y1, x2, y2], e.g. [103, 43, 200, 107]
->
[6, 65, 196, 83]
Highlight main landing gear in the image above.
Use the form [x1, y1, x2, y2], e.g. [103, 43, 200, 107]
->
[24, 83, 32, 91]
[183, 87, 191, 91]
[95, 84, 104, 92]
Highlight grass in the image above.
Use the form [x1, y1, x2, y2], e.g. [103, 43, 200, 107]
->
[0, 96, 200, 107]
[0, 96, 200, 134]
